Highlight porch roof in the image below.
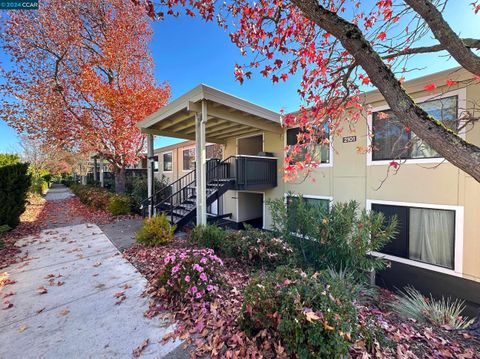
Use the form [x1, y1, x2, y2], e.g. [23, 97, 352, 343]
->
[137, 84, 283, 144]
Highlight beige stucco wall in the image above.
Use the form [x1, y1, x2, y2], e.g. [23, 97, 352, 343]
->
[282, 69, 480, 282]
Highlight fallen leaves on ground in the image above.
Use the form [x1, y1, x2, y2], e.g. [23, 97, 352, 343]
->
[124, 240, 480, 359]
[37, 286, 48, 295]
[132, 339, 149, 357]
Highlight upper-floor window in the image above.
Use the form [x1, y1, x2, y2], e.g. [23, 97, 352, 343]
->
[372, 96, 458, 161]
[163, 152, 172, 172]
[286, 127, 330, 164]
[183, 148, 195, 171]
[372, 203, 455, 269]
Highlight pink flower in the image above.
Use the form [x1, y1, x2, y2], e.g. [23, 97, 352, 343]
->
[206, 285, 214, 292]
[196, 292, 202, 299]
[200, 257, 208, 264]
[190, 286, 198, 294]
[193, 264, 204, 272]
[199, 272, 208, 282]
[171, 265, 180, 274]
[184, 275, 191, 283]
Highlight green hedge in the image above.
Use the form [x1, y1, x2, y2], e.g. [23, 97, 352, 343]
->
[0, 162, 31, 228]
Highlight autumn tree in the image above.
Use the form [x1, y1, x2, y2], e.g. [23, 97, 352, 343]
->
[142, 0, 480, 182]
[0, 0, 170, 193]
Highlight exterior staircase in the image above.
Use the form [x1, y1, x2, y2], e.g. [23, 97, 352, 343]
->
[141, 155, 277, 231]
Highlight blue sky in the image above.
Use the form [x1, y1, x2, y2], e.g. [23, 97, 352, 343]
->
[1, 2, 479, 152]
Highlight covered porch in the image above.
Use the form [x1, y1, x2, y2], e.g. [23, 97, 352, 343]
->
[137, 84, 283, 226]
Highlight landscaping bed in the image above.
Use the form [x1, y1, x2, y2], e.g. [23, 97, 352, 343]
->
[124, 207, 480, 359]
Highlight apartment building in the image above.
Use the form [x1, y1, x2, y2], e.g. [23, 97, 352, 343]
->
[143, 68, 480, 313]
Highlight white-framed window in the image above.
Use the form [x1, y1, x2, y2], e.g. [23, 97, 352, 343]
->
[162, 152, 173, 172]
[367, 199, 464, 276]
[286, 126, 332, 166]
[285, 194, 332, 233]
[182, 147, 195, 171]
[367, 88, 466, 165]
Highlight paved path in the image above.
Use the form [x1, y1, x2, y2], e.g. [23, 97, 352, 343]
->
[0, 185, 183, 358]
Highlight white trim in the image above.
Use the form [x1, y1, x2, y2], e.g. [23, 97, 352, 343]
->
[236, 132, 264, 156]
[366, 199, 464, 277]
[161, 151, 173, 173]
[284, 127, 334, 168]
[236, 190, 266, 229]
[366, 88, 467, 166]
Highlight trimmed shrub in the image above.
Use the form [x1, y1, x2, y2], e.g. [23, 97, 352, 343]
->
[0, 162, 31, 228]
[156, 248, 224, 303]
[188, 224, 296, 269]
[136, 214, 176, 247]
[70, 184, 112, 210]
[222, 226, 296, 269]
[390, 286, 473, 330]
[240, 266, 358, 358]
[188, 224, 226, 252]
[30, 176, 49, 195]
[107, 194, 131, 215]
[268, 198, 397, 274]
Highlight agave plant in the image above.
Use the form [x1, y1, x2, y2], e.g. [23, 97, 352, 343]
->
[390, 286, 474, 330]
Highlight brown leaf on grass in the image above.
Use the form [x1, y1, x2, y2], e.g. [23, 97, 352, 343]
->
[132, 339, 149, 357]
[37, 286, 48, 295]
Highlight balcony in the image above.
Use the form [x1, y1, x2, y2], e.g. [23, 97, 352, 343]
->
[208, 155, 277, 191]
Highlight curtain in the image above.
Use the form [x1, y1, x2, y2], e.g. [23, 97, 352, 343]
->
[409, 208, 455, 268]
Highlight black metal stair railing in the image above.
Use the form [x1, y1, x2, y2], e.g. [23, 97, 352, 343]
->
[157, 156, 236, 225]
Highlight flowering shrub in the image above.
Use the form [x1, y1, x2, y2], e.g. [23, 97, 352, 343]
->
[156, 248, 224, 303]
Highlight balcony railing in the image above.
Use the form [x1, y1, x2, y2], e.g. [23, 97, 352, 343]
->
[229, 155, 277, 190]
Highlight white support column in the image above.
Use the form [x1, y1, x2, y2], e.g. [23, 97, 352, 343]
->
[195, 101, 208, 225]
[147, 133, 155, 217]
[99, 158, 104, 188]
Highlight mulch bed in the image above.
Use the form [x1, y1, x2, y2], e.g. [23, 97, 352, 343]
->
[124, 236, 480, 359]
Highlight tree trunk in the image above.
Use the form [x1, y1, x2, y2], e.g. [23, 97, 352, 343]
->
[291, 0, 480, 182]
[115, 167, 126, 194]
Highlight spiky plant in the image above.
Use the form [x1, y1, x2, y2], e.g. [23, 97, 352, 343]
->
[390, 286, 473, 330]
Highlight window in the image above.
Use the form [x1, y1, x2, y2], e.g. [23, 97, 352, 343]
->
[372, 96, 458, 161]
[286, 127, 330, 164]
[162, 152, 172, 172]
[286, 195, 330, 233]
[183, 148, 195, 171]
[372, 203, 455, 269]
[206, 144, 222, 159]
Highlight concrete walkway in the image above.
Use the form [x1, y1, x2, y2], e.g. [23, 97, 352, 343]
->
[0, 186, 183, 358]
